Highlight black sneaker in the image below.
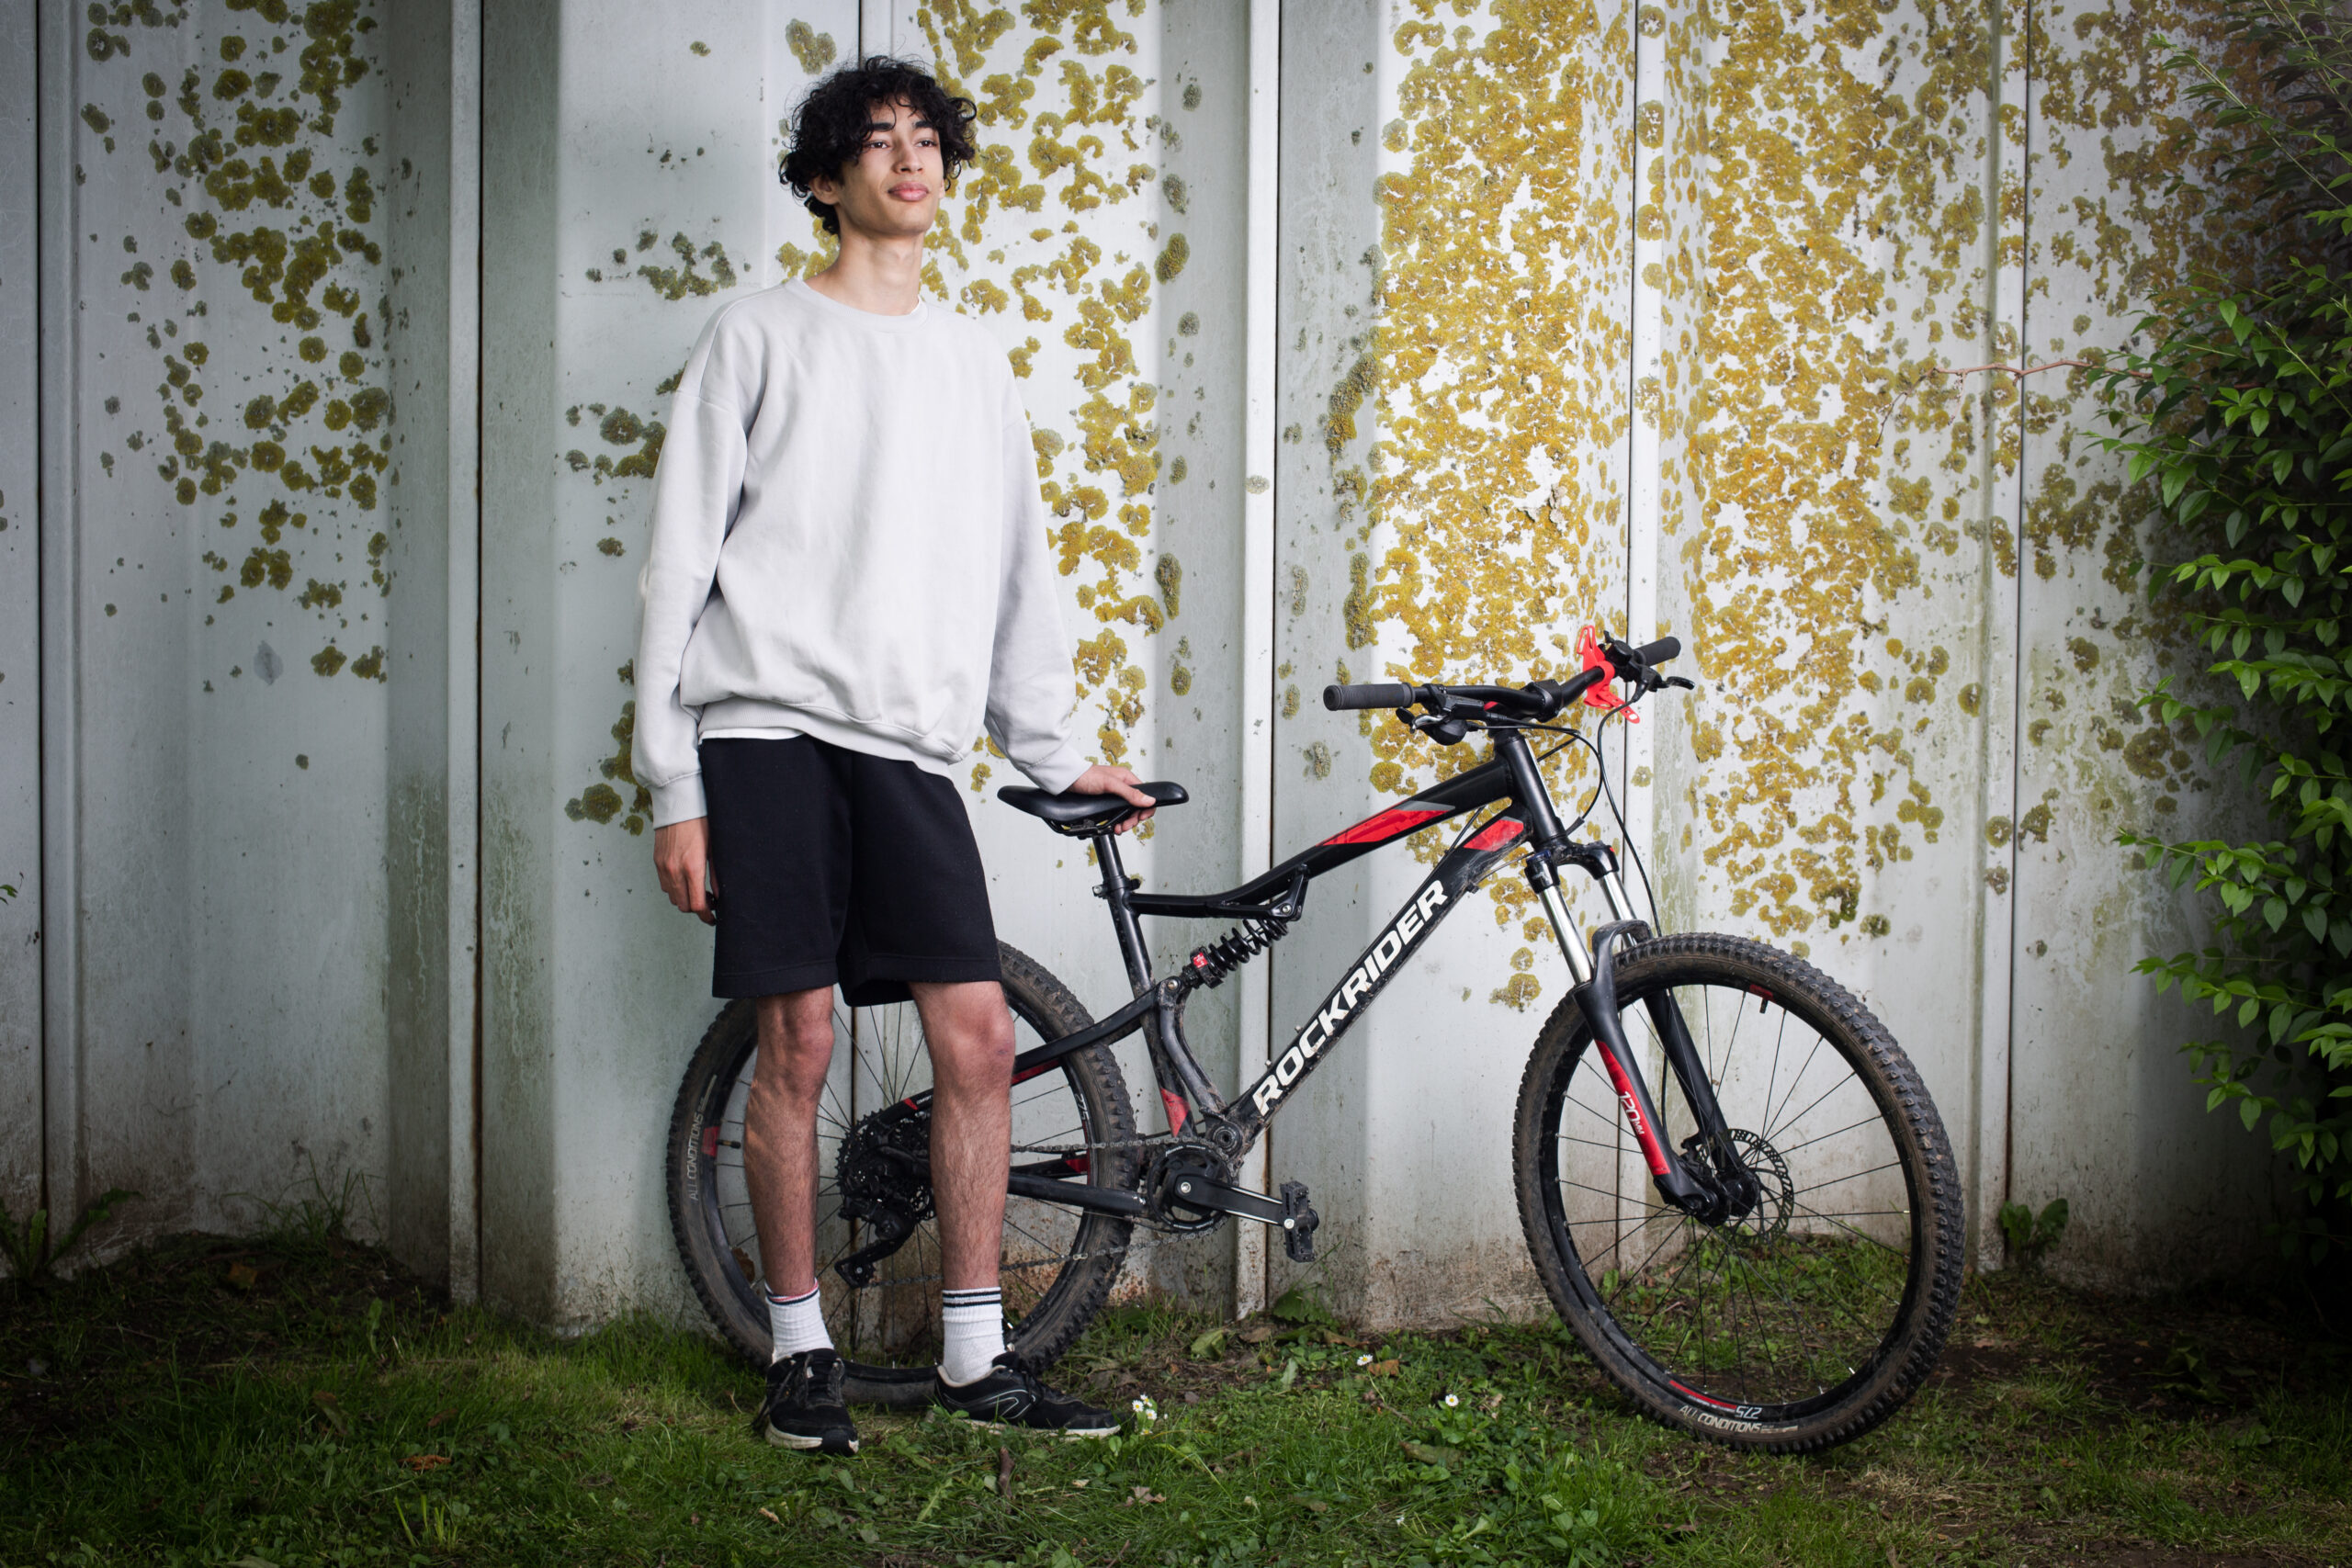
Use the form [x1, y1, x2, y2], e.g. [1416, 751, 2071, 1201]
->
[932, 1353, 1121, 1437]
[760, 1349, 857, 1454]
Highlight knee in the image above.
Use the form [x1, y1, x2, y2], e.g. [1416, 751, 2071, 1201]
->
[754, 999, 835, 1102]
[935, 1010, 1016, 1091]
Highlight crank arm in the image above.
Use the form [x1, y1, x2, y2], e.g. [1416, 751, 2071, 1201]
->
[1573, 921, 1715, 1217]
[1166, 1177, 1320, 1262]
[1164, 1174, 1287, 1225]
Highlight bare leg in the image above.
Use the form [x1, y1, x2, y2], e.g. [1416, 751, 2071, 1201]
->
[910, 979, 1015, 1292]
[742, 987, 838, 1297]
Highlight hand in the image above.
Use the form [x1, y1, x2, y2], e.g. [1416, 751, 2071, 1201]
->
[654, 817, 718, 924]
[1068, 764, 1156, 833]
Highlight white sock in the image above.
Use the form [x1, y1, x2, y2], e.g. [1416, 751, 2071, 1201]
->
[766, 1284, 831, 1361]
[939, 1287, 1006, 1385]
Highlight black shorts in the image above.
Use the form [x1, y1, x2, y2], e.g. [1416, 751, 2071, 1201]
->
[700, 736, 1001, 1005]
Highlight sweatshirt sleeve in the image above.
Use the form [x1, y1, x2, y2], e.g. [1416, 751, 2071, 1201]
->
[633, 310, 753, 827]
[984, 379, 1091, 795]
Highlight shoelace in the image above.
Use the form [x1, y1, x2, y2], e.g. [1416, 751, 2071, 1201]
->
[796, 1353, 847, 1405]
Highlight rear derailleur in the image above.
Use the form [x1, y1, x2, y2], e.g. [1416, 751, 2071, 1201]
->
[831, 1101, 933, 1287]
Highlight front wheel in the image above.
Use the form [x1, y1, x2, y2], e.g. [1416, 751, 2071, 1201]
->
[666, 943, 1138, 1406]
[1513, 933, 1963, 1452]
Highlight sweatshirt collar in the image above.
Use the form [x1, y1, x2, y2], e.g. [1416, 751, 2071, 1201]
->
[789, 276, 931, 332]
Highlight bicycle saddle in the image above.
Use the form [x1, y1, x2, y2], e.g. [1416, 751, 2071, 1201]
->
[997, 780, 1188, 833]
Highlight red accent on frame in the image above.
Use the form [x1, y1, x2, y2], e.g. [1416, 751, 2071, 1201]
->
[1466, 818, 1525, 852]
[1592, 1043, 1671, 1176]
[1577, 626, 1638, 723]
[1009, 1064, 1053, 1088]
[701, 1126, 719, 1160]
[1318, 805, 1449, 848]
[1160, 1089, 1190, 1136]
[1066, 1153, 1091, 1176]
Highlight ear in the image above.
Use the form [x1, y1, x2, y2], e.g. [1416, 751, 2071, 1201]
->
[808, 169, 842, 206]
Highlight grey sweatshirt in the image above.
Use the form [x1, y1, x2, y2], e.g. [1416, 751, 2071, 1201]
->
[633, 280, 1090, 827]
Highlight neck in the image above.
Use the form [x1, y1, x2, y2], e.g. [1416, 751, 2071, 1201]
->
[807, 224, 928, 316]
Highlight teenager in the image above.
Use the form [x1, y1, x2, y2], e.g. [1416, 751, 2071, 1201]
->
[633, 56, 1155, 1457]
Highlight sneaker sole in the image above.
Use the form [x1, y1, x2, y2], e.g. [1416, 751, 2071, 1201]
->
[936, 1413, 1119, 1438]
[765, 1424, 857, 1455]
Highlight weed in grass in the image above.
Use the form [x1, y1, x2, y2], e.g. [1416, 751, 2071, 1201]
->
[0, 1188, 137, 1294]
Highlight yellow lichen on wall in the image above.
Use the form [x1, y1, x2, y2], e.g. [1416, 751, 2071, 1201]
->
[1648, 0, 2020, 940]
[1358, 0, 2263, 967]
[85, 0, 392, 684]
[1648, 0, 2265, 939]
[920, 0, 1172, 767]
[1374, 3, 1633, 732]
[1363, 1, 1637, 981]
[2002, 0, 2267, 846]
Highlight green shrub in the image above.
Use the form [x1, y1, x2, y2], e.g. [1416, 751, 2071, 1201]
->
[2100, 0, 2352, 1261]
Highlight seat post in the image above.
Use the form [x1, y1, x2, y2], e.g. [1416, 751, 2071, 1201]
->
[1091, 830, 1154, 995]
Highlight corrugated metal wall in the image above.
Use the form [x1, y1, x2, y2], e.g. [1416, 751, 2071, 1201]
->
[3, 0, 2277, 1325]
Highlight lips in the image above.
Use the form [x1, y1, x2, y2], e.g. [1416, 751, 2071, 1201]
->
[890, 183, 930, 200]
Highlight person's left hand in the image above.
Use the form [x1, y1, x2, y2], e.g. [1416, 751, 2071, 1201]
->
[1068, 763, 1157, 833]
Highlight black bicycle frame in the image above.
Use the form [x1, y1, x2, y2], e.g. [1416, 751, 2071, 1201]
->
[881, 725, 1747, 1228]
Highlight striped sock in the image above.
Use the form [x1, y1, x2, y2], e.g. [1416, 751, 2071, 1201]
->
[939, 1287, 1006, 1386]
[766, 1283, 831, 1362]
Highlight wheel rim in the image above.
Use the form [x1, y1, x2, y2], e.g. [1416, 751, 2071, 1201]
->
[690, 989, 1107, 1374]
[1537, 965, 1925, 1421]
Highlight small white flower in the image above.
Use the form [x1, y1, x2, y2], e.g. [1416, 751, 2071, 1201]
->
[1130, 1395, 1159, 1421]
[1356, 1354, 1373, 1367]
[1442, 1393, 1461, 1408]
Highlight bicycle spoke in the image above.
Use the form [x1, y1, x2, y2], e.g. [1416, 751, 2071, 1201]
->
[1761, 1026, 1825, 1146]
[1766, 1068, 1862, 1148]
[1792, 1160, 1906, 1194]
[1771, 1113, 1886, 1158]
[1785, 1196, 1911, 1258]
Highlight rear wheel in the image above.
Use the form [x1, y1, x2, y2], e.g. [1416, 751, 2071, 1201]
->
[1512, 933, 1963, 1451]
[667, 943, 1137, 1405]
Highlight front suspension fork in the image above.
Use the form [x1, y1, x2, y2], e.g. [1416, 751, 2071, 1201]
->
[1527, 850, 1753, 1222]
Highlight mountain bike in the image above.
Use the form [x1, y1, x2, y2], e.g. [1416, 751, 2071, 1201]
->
[666, 632, 1964, 1452]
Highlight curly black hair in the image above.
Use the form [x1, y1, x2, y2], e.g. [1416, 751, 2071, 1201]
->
[779, 57, 978, 236]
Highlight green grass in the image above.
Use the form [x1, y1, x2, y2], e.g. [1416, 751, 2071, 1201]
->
[1, 1233, 2346, 1567]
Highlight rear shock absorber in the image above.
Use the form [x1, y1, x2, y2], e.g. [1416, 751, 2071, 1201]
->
[1177, 917, 1289, 993]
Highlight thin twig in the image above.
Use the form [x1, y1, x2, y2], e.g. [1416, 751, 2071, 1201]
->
[1932, 357, 2150, 381]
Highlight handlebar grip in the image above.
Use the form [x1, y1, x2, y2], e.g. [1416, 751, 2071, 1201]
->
[1323, 682, 1416, 712]
[1558, 667, 1607, 705]
[1630, 636, 1681, 668]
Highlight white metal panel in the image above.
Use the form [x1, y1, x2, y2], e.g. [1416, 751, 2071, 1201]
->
[2005, 0, 2278, 1287]
[379, 0, 483, 1295]
[1642, 0, 2020, 1270]
[1268, 0, 1640, 1327]
[0, 0, 41, 1230]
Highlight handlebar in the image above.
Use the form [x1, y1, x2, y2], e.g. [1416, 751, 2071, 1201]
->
[1321, 682, 1417, 712]
[1322, 631, 1685, 720]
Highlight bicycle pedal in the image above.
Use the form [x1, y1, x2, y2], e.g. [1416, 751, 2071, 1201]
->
[1279, 1180, 1319, 1263]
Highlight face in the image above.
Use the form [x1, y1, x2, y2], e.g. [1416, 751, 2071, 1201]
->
[810, 98, 944, 240]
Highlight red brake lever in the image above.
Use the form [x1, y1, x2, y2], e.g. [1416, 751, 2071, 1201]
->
[1577, 626, 1639, 724]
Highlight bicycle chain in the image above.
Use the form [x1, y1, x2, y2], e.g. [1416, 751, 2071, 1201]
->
[1007, 1133, 1177, 1156]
